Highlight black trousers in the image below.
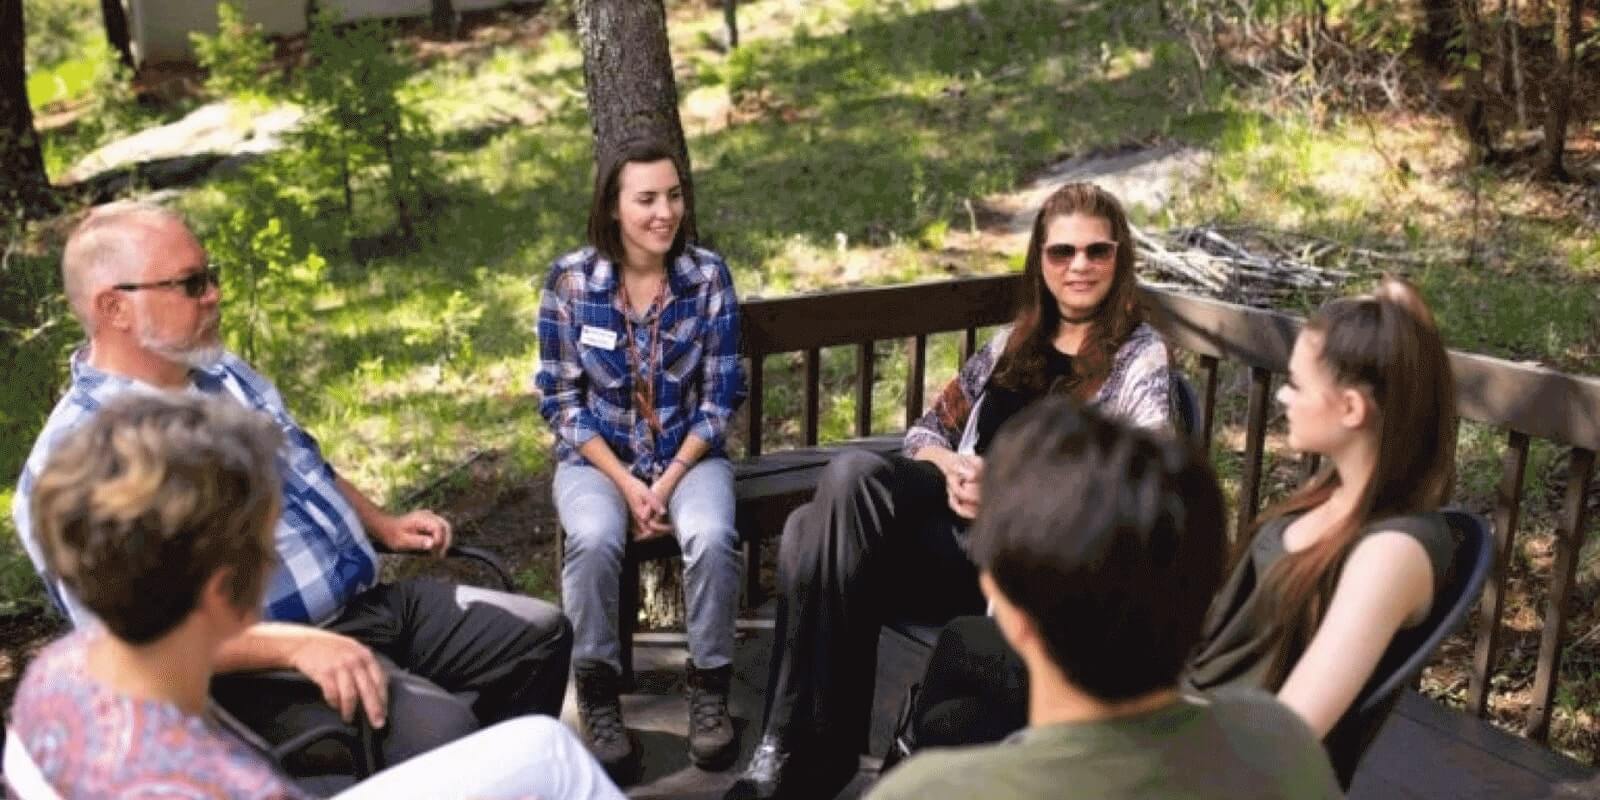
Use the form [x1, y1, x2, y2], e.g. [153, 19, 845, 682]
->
[912, 615, 1028, 750]
[213, 578, 573, 770]
[760, 450, 987, 757]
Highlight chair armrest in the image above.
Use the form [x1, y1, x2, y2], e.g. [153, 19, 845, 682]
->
[443, 544, 516, 592]
[371, 539, 517, 593]
[211, 671, 382, 779]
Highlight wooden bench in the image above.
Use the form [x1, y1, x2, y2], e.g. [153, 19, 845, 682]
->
[565, 274, 1599, 794]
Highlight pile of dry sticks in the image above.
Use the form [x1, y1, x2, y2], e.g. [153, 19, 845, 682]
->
[1133, 224, 1431, 306]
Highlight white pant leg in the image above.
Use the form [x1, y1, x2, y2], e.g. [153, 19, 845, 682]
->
[332, 716, 625, 800]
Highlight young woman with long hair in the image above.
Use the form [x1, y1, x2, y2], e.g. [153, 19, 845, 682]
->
[898, 276, 1458, 787]
[536, 138, 746, 778]
[725, 182, 1174, 800]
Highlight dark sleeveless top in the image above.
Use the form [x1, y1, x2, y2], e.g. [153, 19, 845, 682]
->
[1183, 512, 1456, 694]
[973, 349, 1073, 455]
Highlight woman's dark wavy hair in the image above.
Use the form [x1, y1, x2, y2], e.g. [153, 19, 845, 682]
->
[989, 182, 1142, 401]
[586, 138, 690, 266]
[1247, 276, 1457, 686]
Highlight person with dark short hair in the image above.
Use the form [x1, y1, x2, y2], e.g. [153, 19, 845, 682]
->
[866, 398, 1340, 800]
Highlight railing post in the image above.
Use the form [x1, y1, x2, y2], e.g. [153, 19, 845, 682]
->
[746, 354, 764, 458]
[856, 341, 874, 437]
[1468, 430, 1530, 716]
[1236, 366, 1273, 534]
[1525, 447, 1597, 742]
[803, 348, 821, 446]
[1199, 355, 1220, 451]
[906, 335, 927, 429]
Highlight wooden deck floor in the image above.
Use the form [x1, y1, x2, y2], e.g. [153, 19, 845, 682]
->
[561, 603, 1600, 799]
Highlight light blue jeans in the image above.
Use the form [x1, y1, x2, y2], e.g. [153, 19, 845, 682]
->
[554, 458, 739, 671]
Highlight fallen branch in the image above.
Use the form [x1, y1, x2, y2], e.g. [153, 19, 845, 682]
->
[1134, 223, 1399, 306]
[399, 448, 494, 508]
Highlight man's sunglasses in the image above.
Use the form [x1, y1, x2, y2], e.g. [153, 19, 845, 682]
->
[113, 265, 221, 299]
[1043, 241, 1118, 265]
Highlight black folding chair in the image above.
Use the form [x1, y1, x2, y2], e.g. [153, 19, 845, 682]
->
[230, 542, 518, 786]
[1324, 508, 1494, 788]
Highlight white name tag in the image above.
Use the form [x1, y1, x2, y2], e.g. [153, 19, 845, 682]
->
[580, 325, 619, 350]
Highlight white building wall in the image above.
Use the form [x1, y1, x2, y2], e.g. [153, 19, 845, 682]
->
[128, 0, 519, 65]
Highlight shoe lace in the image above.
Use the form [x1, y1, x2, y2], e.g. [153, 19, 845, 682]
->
[583, 697, 626, 744]
[690, 686, 730, 734]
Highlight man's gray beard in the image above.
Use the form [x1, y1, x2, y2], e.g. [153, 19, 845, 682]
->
[138, 328, 225, 369]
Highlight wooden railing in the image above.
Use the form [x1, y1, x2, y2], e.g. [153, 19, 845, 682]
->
[739, 274, 1600, 753]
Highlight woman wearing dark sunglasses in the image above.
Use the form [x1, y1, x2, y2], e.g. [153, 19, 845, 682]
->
[726, 182, 1174, 800]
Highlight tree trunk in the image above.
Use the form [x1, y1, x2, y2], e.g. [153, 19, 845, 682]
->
[1509, 0, 1528, 131]
[724, 0, 739, 49]
[1455, 0, 1496, 164]
[0, 0, 55, 220]
[577, 0, 699, 627]
[1541, 0, 1580, 179]
[576, 0, 698, 243]
[100, 0, 135, 70]
[431, 0, 459, 39]
[1496, 0, 1513, 105]
[1416, 0, 1458, 69]
[638, 556, 687, 632]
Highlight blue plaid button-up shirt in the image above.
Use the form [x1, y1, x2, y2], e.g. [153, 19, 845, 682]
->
[12, 349, 377, 626]
[536, 245, 746, 479]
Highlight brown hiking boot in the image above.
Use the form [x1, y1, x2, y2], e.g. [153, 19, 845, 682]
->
[574, 660, 638, 781]
[686, 659, 738, 770]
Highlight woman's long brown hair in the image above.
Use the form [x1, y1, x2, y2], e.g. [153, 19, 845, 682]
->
[1251, 276, 1457, 686]
[989, 183, 1142, 402]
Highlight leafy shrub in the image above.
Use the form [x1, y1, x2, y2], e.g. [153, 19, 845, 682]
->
[204, 190, 328, 369]
[191, 0, 278, 101]
[292, 13, 438, 245]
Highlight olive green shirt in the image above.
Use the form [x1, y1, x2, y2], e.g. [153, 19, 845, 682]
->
[866, 689, 1342, 800]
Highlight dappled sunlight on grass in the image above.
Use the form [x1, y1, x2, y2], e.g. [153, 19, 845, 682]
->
[1170, 110, 1599, 369]
[687, 0, 1206, 267]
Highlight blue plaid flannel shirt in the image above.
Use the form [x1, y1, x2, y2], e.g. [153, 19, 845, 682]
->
[536, 245, 746, 479]
[12, 349, 377, 627]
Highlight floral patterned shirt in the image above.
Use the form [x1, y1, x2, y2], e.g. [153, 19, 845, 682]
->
[8, 632, 310, 800]
[904, 322, 1173, 457]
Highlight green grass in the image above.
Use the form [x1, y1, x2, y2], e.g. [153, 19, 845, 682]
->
[0, 489, 44, 616]
[27, 54, 101, 110]
[1168, 107, 1600, 370]
[24, 0, 112, 115]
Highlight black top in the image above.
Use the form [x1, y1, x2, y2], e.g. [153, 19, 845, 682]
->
[973, 349, 1074, 455]
[1184, 512, 1456, 693]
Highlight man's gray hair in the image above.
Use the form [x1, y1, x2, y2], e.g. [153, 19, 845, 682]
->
[61, 201, 189, 333]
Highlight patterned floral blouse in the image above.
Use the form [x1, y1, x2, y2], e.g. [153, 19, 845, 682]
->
[8, 632, 310, 800]
[904, 323, 1173, 457]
